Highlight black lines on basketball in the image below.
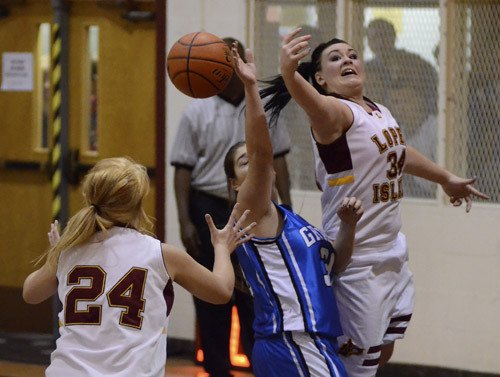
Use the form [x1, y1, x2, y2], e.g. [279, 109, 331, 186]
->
[167, 31, 235, 98]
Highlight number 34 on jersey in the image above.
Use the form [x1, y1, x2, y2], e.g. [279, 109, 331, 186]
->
[371, 127, 406, 203]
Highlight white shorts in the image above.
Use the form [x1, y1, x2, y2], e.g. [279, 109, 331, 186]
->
[333, 232, 415, 377]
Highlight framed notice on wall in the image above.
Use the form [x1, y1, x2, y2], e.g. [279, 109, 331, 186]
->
[1, 52, 34, 92]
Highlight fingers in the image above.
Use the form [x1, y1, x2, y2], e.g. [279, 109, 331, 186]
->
[339, 197, 364, 219]
[290, 40, 310, 54]
[236, 221, 257, 244]
[468, 185, 490, 200]
[341, 197, 361, 210]
[352, 198, 363, 216]
[340, 197, 347, 206]
[228, 202, 241, 225]
[448, 180, 489, 212]
[282, 26, 311, 55]
[460, 176, 489, 200]
[282, 27, 303, 45]
[463, 177, 477, 185]
[231, 41, 241, 60]
[226, 203, 252, 232]
[234, 208, 251, 231]
[204, 213, 216, 231]
[284, 37, 311, 59]
[50, 220, 58, 233]
[245, 48, 255, 64]
[465, 196, 472, 213]
[231, 42, 245, 74]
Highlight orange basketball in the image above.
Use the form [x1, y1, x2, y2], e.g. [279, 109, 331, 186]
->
[167, 32, 234, 98]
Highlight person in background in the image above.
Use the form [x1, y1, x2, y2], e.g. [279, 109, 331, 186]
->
[169, 37, 291, 377]
[365, 19, 440, 198]
[22, 156, 255, 377]
[261, 27, 488, 377]
[365, 19, 438, 142]
[225, 41, 363, 377]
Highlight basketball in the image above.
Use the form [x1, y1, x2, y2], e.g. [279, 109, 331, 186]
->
[167, 32, 235, 98]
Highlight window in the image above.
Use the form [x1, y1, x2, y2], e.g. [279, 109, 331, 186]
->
[85, 25, 99, 153]
[35, 22, 51, 151]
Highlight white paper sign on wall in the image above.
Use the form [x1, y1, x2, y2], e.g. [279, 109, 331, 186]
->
[1, 52, 34, 92]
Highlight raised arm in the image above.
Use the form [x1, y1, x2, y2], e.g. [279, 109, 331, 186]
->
[230, 44, 276, 222]
[280, 28, 352, 144]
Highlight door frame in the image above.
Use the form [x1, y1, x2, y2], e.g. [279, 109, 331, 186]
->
[155, 0, 166, 242]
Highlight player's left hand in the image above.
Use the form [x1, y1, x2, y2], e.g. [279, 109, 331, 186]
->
[441, 175, 489, 212]
[337, 197, 363, 225]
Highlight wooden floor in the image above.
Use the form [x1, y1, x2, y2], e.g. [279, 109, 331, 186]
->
[0, 358, 255, 377]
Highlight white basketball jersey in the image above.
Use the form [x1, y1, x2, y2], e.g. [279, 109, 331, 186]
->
[47, 227, 172, 377]
[313, 99, 406, 250]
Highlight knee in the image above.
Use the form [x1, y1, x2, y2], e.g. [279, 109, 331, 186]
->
[379, 342, 395, 366]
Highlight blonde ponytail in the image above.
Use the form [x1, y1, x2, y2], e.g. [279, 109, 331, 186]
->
[41, 157, 154, 269]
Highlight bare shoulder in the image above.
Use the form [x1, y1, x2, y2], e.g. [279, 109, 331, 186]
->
[161, 243, 186, 259]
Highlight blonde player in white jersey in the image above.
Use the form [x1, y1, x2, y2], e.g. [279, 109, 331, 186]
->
[22, 157, 255, 377]
[260, 28, 489, 377]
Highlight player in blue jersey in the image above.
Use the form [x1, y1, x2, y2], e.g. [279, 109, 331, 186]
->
[223, 42, 364, 377]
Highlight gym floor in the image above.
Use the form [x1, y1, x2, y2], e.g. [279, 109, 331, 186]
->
[0, 335, 497, 377]
[0, 358, 254, 377]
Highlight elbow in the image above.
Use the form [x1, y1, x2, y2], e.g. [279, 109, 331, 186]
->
[214, 287, 234, 305]
[209, 286, 234, 305]
[22, 288, 41, 305]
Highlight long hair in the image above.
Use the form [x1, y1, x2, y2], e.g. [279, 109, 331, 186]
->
[223, 141, 246, 208]
[260, 37, 348, 125]
[42, 157, 153, 268]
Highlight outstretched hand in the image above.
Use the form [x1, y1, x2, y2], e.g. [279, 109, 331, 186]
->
[280, 27, 311, 77]
[205, 203, 256, 253]
[48, 220, 60, 247]
[441, 175, 489, 212]
[336, 197, 364, 226]
[231, 42, 257, 85]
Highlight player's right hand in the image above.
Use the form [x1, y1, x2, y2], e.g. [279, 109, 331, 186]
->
[337, 197, 363, 226]
[280, 27, 311, 77]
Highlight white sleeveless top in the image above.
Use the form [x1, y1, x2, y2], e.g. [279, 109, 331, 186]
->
[47, 227, 172, 377]
[313, 99, 406, 250]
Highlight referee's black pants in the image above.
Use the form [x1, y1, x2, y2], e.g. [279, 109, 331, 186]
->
[190, 190, 255, 377]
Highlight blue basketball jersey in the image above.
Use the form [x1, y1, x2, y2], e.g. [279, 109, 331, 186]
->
[236, 204, 343, 339]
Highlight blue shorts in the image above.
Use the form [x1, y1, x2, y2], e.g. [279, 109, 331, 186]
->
[252, 332, 347, 377]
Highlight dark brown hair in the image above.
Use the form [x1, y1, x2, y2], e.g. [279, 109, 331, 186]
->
[223, 141, 246, 206]
[260, 37, 348, 125]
